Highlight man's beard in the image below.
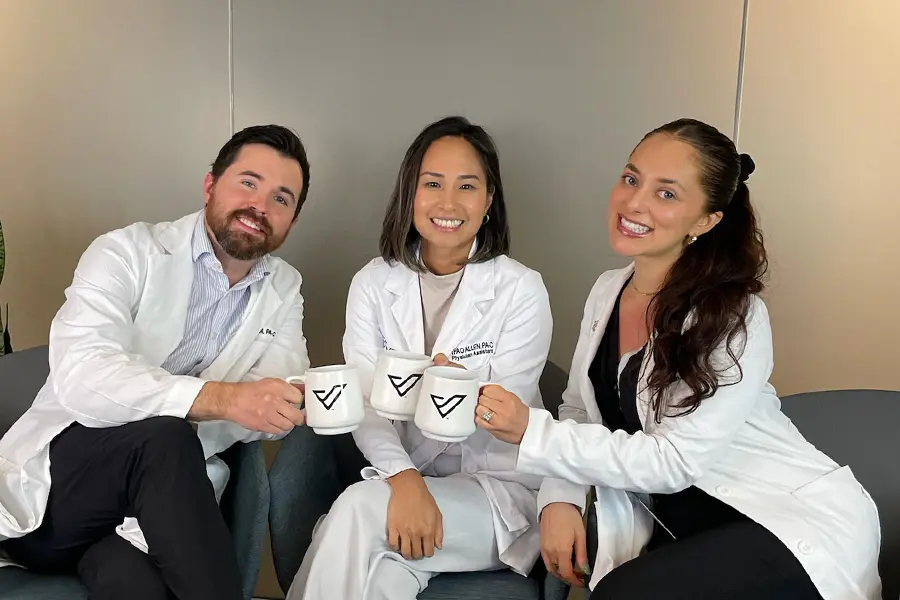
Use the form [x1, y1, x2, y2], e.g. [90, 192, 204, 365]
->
[206, 206, 285, 261]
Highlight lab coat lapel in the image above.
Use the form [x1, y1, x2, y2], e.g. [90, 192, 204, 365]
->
[132, 214, 198, 366]
[430, 259, 492, 358]
[387, 264, 426, 354]
[580, 264, 635, 424]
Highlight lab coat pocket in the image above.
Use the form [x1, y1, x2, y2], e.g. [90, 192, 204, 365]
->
[790, 465, 880, 548]
[457, 361, 490, 381]
[789, 465, 881, 600]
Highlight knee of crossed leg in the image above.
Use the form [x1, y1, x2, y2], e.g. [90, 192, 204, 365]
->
[329, 479, 391, 525]
[133, 416, 204, 463]
[78, 537, 170, 600]
[587, 562, 645, 600]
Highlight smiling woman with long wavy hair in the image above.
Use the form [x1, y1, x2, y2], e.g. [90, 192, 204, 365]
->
[474, 118, 882, 600]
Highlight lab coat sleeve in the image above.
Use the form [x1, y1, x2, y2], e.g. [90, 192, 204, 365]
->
[519, 296, 774, 495]
[213, 289, 310, 444]
[343, 270, 417, 478]
[536, 278, 598, 516]
[50, 233, 207, 427]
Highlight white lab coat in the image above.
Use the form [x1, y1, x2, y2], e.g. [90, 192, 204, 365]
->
[343, 253, 553, 576]
[517, 264, 882, 600]
[0, 210, 310, 553]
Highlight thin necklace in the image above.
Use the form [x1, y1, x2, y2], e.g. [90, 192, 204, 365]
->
[629, 278, 658, 296]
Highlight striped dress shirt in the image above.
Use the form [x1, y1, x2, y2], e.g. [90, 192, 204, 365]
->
[159, 213, 271, 377]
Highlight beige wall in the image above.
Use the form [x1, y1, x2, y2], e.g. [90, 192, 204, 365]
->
[231, 0, 745, 373]
[738, 0, 900, 395]
[6, 0, 896, 394]
[1, 0, 898, 597]
[0, 0, 231, 351]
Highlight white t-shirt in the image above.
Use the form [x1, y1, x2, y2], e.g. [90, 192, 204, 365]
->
[418, 267, 465, 474]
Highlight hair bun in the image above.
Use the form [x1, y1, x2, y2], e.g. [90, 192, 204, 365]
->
[739, 153, 755, 182]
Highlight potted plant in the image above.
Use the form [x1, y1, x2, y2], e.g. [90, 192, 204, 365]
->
[0, 218, 10, 356]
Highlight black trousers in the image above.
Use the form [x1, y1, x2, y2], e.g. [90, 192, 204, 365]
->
[1, 417, 243, 600]
[589, 518, 824, 600]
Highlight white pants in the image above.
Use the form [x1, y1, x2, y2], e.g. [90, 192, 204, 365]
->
[287, 473, 505, 600]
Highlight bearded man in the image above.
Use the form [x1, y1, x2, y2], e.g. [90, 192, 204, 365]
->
[0, 125, 312, 600]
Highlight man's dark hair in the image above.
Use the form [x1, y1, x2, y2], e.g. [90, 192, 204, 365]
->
[211, 124, 310, 218]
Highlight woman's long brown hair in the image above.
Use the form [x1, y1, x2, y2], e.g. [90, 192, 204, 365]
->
[641, 119, 768, 421]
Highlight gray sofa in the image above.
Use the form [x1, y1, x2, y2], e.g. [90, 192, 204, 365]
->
[268, 362, 572, 600]
[780, 389, 900, 599]
[0, 345, 270, 600]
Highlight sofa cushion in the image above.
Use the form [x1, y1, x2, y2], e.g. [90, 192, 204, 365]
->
[0, 567, 87, 599]
[0, 346, 50, 435]
[781, 389, 900, 600]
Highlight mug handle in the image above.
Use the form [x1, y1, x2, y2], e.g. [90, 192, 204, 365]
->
[285, 375, 307, 407]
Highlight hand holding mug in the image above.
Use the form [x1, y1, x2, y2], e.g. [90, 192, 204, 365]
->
[221, 377, 306, 435]
[432, 353, 465, 370]
[286, 365, 365, 435]
[475, 385, 531, 445]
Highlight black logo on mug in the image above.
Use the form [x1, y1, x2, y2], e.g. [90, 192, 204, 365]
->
[387, 373, 423, 397]
[430, 394, 466, 418]
[312, 384, 347, 410]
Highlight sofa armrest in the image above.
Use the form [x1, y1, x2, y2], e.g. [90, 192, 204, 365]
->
[268, 426, 344, 594]
[219, 440, 270, 600]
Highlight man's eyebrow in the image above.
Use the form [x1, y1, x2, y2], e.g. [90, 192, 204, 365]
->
[238, 170, 297, 201]
[278, 186, 296, 201]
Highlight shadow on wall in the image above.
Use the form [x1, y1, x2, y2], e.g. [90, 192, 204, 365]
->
[0, 218, 13, 355]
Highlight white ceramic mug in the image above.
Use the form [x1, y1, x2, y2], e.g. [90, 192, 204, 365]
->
[369, 350, 434, 420]
[414, 365, 488, 442]
[286, 365, 364, 435]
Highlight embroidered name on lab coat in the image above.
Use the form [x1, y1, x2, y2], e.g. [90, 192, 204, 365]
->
[450, 341, 494, 361]
[259, 328, 277, 337]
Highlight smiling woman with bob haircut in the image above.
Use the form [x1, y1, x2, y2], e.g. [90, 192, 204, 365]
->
[286, 116, 553, 600]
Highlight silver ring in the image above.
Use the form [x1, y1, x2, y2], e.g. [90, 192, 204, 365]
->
[482, 410, 495, 423]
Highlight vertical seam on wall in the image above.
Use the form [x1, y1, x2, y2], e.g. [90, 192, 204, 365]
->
[732, 0, 750, 145]
[228, 0, 235, 135]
